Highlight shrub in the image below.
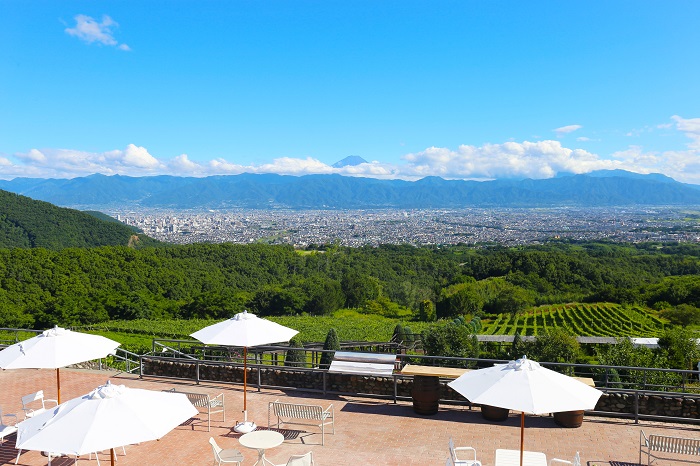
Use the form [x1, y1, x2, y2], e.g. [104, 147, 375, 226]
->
[319, 328, 340, 369]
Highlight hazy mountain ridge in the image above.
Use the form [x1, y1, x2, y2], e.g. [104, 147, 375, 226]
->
[1, 170, 699, 210]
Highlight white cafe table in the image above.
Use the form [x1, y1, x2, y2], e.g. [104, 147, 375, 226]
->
[239, 430, 285, 466]
[495, 449, 547, 466]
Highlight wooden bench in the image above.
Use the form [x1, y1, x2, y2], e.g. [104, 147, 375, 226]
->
[640, 429, 700, 465]
[20, 390, 57, 419]
[267, 400, 334, 445]
[164, 389, 224, 432]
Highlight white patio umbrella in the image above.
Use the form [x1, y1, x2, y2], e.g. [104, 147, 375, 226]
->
[447, 356, 603, 466]
[16, 381, 197, 466]
[190, 310, 298, 433]
[0, 326, 120, 403]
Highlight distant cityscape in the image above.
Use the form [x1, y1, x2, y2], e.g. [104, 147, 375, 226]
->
[110, 207, 700, 247]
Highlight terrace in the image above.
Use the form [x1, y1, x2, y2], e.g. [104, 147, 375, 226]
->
[0, 367, 697, 466]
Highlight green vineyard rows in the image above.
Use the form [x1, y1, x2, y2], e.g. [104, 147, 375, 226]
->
[481, 302, 666, 337]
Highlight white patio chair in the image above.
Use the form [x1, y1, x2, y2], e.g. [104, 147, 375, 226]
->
[209, 437, 244, 466]
[20, 390, 57, 419]
[275, 451, 315, 466]
[0, 406, 18, 445]
[448, 438, 482, 466]
[549, 452, 581, 466]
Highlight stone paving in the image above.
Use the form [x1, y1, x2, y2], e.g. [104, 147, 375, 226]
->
[1, 368, 698, 466]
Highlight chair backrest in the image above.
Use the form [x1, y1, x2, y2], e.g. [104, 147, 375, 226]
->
[21, 390, 45, 409]
[209, 437, 222, 458]
[285, 452, 314, 466]
[448, 438, 458, 461]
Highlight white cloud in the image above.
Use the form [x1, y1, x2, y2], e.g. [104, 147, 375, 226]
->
[576, 137, 591, 142]
[169, 154, 202, 173]
[65, 14, 130, 51]
[672, 115, 700, 150]
[401, 140, 612, 180]
[16, 149, 47, 163]
[554, 125, 582, 136]
[120, 144, 159, 168]
[3, 115, 700, 184]
[257, 157, 334, 175]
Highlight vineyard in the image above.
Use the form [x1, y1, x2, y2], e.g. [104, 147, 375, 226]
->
[74, 311, 437, 348]
[480, 302, 666, 337]
[68, 303, 672, 354]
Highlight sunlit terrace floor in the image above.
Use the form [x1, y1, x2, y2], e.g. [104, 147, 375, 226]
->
[1, 368, 698, 466]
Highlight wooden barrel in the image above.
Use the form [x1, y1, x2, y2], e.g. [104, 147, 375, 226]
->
[553, 410, 584, 428]
[411, 375, 440, 415]
[481, 404, 509, 421]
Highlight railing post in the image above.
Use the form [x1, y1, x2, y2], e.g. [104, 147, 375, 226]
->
[196, 360, 201, 385]
[257, 364, 262, 392]
[393, 375, 397, 403]
[323, 371, 327, 396]
[634, 392, 639, 424]
[604, 368, 609, 388]
[139, 355, 143, 379]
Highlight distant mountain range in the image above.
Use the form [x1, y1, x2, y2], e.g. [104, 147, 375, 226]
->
[1, 170, 699, 210]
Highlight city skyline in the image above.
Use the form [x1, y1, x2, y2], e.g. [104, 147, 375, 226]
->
[2, 2, 699, 182]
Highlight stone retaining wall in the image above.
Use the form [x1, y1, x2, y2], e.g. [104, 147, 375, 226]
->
[143, 358, 700, 420]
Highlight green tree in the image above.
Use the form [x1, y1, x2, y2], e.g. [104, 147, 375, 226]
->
[529, 327, 580, 365]
[422, 323, 479, 361]
[392, 324, 406, 344]
[284, 336, 307, 367]
[510, 330, 527, 360]
[341, 272, 379, 308]
[303, 278, 345, 315]
[418, 299, 437, 322]
[659, 304, 700, 326]
[656, 327, 700, 370]
[319, 328, 340, 369]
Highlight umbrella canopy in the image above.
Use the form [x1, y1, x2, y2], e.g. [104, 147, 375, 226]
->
[16, 381, 197, 465]
[0, 326, 121, 403]
[448, 356, 602, 414]
[190, 310, 299, 347]
[448, 356, 603, 466]
[190, 310, 298, 432]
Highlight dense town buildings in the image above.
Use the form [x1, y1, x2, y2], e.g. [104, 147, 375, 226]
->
[111, 207, 700, 247]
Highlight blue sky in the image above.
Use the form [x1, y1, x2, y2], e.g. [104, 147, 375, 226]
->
[2, 1, 700, 182]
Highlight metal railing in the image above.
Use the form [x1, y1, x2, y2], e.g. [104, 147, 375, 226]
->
[133, 340, 700, 424]
[0, 328, 43, 348]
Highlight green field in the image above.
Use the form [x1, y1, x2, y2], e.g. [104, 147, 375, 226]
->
[73, 310, 435, 352]
[66, 303, 672, 353]
[480, 303, 666, 336]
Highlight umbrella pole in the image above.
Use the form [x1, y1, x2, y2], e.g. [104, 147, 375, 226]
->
[520, 412, 525, 466]
[111, 448, 115, 466]
[243, 346, 248, 414]
[56, 368, 61, 404]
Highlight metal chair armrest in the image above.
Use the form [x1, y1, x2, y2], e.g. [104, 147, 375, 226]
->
[549, 459, 573, 466]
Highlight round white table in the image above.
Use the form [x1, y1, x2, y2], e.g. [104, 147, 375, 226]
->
[239, 430, 285, 466]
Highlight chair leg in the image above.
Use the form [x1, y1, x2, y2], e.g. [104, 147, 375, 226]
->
[15, 448, 21, 464]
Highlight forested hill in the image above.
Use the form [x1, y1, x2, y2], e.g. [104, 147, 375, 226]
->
[0, 189, 157, 249]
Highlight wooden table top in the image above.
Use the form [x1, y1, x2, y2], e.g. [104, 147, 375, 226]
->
[400, 364, 596, 387]
[399, 364, 471, 378]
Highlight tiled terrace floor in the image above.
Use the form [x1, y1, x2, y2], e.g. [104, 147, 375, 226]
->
[1, 368, 698, 466]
